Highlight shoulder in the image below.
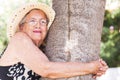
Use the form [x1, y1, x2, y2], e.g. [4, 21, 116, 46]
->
[12, 32, 31, 41]
[10, 32, 32, 44]
[8, 32, 34, 49]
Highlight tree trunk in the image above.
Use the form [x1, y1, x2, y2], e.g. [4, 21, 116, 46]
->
[41, 0, 106, 80]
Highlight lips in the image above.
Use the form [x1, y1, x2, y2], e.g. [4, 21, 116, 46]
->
[33, 30, 42, 33]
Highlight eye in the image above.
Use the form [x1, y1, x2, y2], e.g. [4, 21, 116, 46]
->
[41, 19, 47, 24]
[29, 19, 36, 23]
[29, 19, 37, 25]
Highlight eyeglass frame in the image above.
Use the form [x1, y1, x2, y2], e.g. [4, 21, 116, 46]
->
[23, 18, 49, 27]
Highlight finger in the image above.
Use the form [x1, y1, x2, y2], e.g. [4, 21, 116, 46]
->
[96, 75, 102, 77]
[95, 69, 106, 74]
[99, 66, 109, 72]
[92, 72, 104, 78]
[99, 67, 107, 71]
[96, 72, 104, 76]
[92, 74, 101, 79]
[92, 75, 97, 79]
[105, 65, 109, 69]
[96, 71, 106, 76]
[100, 60, 107, 66]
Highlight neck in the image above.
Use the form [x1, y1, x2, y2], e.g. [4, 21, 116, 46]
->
[32, 40, 43, 47]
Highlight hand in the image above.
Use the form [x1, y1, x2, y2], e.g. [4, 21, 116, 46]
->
[92, 59, 108, 78]
[89, 60, 102, 74]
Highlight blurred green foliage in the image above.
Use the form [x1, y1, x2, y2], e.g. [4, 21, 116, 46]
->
[0, 0, 120, 67]
[100, 8, 120, 67]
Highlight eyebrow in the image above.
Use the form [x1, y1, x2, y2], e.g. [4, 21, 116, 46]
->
[29, 18, 37, 20]
[29, 18, 47, 20]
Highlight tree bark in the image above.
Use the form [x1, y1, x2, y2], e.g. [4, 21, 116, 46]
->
[41, 0, 106, 80]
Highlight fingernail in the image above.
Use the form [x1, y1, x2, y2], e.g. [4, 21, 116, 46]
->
[100, 68, 103, 70]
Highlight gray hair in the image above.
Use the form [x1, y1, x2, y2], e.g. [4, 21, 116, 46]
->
[19, 9, 49, 27]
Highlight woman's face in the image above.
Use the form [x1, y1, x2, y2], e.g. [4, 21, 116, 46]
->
[20, 9, 48, 45]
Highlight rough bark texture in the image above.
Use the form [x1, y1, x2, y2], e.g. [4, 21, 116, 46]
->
[41, 0, 106, 80]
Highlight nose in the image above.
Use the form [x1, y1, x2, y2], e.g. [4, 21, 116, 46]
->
[35, 22, 41, 29]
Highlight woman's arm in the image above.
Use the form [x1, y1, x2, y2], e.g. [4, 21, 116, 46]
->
[8, 32, 107, 78]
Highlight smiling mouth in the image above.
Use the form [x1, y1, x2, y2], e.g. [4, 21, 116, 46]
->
[33, 30, 42, 33]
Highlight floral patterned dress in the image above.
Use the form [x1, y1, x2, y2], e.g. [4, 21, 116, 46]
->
[0, 62, 41, 80]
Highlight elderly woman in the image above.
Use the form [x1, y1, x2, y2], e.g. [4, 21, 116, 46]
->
[0, 2, 108, 80]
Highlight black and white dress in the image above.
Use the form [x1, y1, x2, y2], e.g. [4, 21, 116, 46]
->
[0, 62, 41, 80]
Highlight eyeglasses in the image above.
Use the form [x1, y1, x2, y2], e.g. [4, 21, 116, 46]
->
[24, 18, 48, 26]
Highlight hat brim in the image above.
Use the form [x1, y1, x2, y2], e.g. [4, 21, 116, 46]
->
[7, 2, 55, 40]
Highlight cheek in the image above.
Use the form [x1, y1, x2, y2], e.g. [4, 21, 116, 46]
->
[43, 27, 47, 34]
[23, 26, 34, 35]
[41, 27, 47, 37]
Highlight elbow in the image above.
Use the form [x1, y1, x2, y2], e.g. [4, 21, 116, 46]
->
[43, 75, 59, 79]
[40, 71, 60, 79]
[40, 70, 69, 79]
[39, 66, 63, 78]
[42, 73, 73, 79]
[37, 62, 67, 79]
[37, 63, 59, 79]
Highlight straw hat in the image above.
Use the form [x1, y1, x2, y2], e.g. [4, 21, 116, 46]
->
[7, 2, 55, 40]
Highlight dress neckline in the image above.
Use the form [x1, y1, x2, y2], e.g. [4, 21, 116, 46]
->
[0, 62, 22, 68]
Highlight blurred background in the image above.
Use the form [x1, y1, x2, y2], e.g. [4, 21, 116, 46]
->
[0, 0, 120, 80]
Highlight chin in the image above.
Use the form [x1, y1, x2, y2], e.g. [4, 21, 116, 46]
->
[34, 38, 42, 42]
[33, 36, 42, 40]
[31, 36, 41, 41]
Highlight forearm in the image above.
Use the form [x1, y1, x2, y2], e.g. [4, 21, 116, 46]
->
[44, 61, 93, 78]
